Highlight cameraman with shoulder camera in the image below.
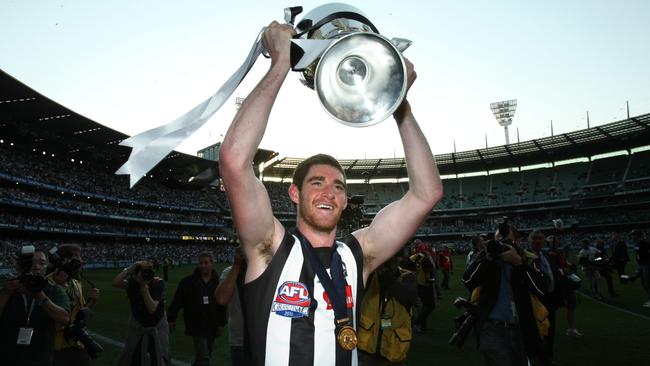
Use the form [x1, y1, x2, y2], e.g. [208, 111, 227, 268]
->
[46, 244, 102, 366]
[112, 260, 170, 366]
[462, 223, 548, 366]
[0, 246, 71, 366]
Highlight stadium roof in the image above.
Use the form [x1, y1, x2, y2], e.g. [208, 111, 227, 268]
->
[0, 69, 276, 187]
[2, 68, 649, 183]
[263, 114, 650, 180]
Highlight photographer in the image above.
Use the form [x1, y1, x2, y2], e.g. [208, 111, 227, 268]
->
[595, 240, 617, 297]
[358, 256, 417, 365]
[578, 239, 602, 300]
[112, 260, 170, 366]
[0, 246, 71, 366]
[46, 244, 102, 366]
[410, 241, 436, 333]
[462, 224, 548, 366]
[610, 232, 630, 281]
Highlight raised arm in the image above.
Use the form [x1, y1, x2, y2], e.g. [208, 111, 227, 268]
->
[219, 22, 294, 282]
[354, 59, 443, 281]
[215, 248, 244, 305]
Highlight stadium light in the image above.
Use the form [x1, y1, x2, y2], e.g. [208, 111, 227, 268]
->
[490, 99, 517, 145]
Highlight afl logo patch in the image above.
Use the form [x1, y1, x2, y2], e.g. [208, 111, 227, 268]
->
[272, 281, 311, 318]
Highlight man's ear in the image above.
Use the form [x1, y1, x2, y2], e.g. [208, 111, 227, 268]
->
[288, 183, 299, 205]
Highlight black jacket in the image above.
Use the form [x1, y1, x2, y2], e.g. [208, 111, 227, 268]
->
[462, 249, 547, 357]
[167, 268, 226, 337]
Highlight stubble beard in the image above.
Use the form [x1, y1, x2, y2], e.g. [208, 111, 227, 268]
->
[298, 201, 340, 234]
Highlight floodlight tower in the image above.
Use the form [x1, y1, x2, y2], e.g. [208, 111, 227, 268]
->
[490, 99, 517, 145]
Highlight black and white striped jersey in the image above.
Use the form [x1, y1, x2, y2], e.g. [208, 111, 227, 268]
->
[241, 230, 365, 366]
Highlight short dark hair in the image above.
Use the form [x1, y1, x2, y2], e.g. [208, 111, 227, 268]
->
[58, 244, 81, 259]
[292, 154, 346, 190]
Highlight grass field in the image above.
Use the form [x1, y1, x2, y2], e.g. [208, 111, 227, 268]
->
[82, 256, 650, 366]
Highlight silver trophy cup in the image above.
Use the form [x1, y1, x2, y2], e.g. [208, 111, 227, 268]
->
[289, 3, 411, 127]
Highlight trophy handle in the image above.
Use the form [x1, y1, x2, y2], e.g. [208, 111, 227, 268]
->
[284, 6, 303, 26]
[391, 38, 412, 53]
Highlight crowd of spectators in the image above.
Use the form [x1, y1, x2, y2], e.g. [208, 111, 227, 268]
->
[0, 212, 225, 240]
[0, 144, 229, 211]
[0, 184, 225, 225]
[1, 239, 236, 268]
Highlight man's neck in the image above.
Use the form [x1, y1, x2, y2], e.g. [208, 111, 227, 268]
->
[296, 223, 337, 248]
[200, 271, 212, 282]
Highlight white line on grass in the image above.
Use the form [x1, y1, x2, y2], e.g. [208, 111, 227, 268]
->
[89, 331, 191, 366]
[578, 292, 650, 321]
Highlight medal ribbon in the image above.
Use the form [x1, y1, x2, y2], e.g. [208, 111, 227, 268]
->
[294, 229, 351, 324]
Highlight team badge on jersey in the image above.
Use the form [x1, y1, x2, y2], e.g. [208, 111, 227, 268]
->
[271, 281, 311, 318]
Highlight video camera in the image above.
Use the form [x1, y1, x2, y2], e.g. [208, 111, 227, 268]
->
[14, 246, 48, 293]
[64, 307, 104, 359]
[448, 297, 479, 348]
[48, 246, 83, 278]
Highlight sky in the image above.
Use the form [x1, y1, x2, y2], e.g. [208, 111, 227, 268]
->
[1, 0, 649, 161]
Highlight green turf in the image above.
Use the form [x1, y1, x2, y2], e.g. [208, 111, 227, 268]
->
[82, 257, 650, 365]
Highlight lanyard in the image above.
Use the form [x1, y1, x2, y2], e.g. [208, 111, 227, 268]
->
[294, 229, 350, 321]
[21, 294, 36, 327]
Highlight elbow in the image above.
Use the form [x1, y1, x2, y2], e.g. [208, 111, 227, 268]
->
[421, 188, 443, 212]
[218, 143, 248, 176]
[430, 188, 443, 207]
[214, 289, 230, 305]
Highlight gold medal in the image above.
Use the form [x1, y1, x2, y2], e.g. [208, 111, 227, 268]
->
[337, 325, 358, 351]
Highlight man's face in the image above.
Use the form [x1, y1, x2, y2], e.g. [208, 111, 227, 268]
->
[531, 234, 545, 252]
[71, 251, 82, 263]
[198, 256, 213, 275]
[291, 164, 347, 233]
[31, 252, 47, 275]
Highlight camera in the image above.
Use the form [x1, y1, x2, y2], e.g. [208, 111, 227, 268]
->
[16, 246, 48, 293]
[48, 246, 83, 278]
[140, 267, 155, 282]
[64, 308, 103, 359]
[448, 297, 479, 348]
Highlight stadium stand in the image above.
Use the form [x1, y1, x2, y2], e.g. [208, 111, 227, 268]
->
[1, 67, 650, 265]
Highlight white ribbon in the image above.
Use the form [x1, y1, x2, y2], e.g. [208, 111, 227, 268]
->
[115, 30, 336, 188]
[116, 30, 266, 188]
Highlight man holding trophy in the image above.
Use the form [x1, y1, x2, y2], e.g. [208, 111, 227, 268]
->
[219, 5, 443, 365]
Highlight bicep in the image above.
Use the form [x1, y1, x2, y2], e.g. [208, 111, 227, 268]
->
[224, 170, 277, 252]
[357, 192, 431, 274]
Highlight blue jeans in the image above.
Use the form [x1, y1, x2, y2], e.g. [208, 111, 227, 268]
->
[479, 321, 528, 366]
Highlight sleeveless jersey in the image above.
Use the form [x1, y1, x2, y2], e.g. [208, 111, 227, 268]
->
[241, 230, 365, 366]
